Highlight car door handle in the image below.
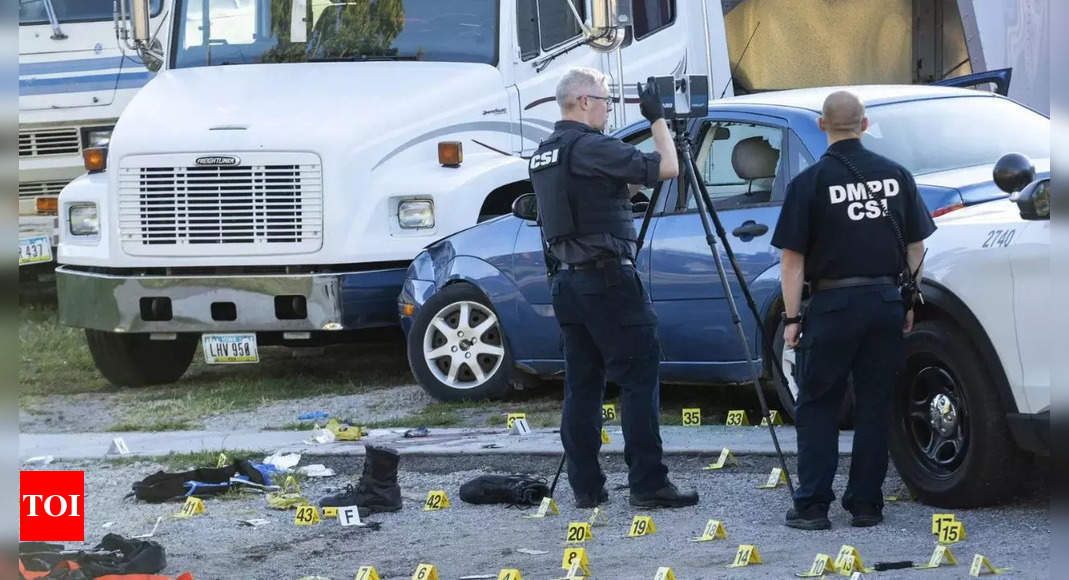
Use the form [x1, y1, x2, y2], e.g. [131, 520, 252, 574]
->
[732, 220, 769, 239]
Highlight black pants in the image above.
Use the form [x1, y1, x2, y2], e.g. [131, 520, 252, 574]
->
[793, 284, 906, 512]
[551, 264, 669, 496]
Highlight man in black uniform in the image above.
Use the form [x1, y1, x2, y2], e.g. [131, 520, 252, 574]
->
[529, 67, 697, 509]
[772, 90, 936, 529]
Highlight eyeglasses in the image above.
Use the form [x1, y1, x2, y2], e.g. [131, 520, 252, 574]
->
[582, 95, 613, 103]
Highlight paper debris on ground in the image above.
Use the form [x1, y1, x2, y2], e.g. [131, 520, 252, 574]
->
[132, 516, 162, 539]
[297, 464, 336, 477]
[516, 548, 549, 555]
[23, 455, 54, 465]
[262, 452, 301, 471]
[239, 518, 271, 527]
[305, 428, 336, 444]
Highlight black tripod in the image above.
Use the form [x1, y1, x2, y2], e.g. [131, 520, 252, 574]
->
[548, 117, 796, 501]
[639, 117, 795, 496]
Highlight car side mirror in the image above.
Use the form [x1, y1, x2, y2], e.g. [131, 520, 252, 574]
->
[511, 193, 538, 221]
[1016, 178, 1050, 220]
[993, 153, 1036, 194]
[632, 201, 650, 214]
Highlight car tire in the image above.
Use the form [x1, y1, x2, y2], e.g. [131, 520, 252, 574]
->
[86, 330, 197, 387]
[770, 318, 854, 427]
[889, 320, 1024, 507]
[407, 283, 515, 401]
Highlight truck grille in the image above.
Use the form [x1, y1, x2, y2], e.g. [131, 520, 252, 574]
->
[118, 154, 323, 256]
[19, 128, 80, 157]
[19, 180, 70, 198]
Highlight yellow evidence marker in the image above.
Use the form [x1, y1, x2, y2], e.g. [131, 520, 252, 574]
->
[293, 504, 321, 525]
[602, 404, 617, 421]
[938, 521, 966, 544]
[690, 519, 727, 542]
[682, 407, 701, 426]
[411, 564, 438, 580]
[725, 410, 750, 426]
[524, 496, 559, 518]
[916, 545, 957, 569]
[497, 570, 522, 580]
[969, 554, 1008, 576]
[506, 413, 527, 429]
[566, 521, 592, 543]
[759, 410, 784, 426]
[627, 515, 656, 537]
[561, 548, 590, 577]
[600, 428, 611, 444]
[173, 497, 204, 518]
[756, 467, 788, 489]
[216, 453, 229, 467]
[423, 490, 450, 511]
[354, 566, 380, 580]
[834, 545, 871, 573]
[728, 544, 762, 568]
[267, 475, 308, 510]
[321, 506, 338, 518]
[703, 448, 738, 470]
[653, 567, 676, 580]
[931, 513, 957, 535]
[796, 553, 834, 577]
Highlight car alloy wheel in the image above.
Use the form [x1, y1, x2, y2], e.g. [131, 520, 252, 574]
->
[422, 300, 505, 390]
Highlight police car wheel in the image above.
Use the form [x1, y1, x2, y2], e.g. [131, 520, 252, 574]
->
[889, 320, 1024, 507]
[408, 284, 514, 401]
[769, 318, 854, 427]
[85, 330, 197, 387]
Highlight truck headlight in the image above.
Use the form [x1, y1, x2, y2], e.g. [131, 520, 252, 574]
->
[81, 126, 113, 149]
[69, 203, 99, 236]
[398, 200, 434, 229]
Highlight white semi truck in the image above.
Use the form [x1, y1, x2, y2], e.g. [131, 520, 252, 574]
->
[18, 0, 172, 279]
[56, 0, 732, 385]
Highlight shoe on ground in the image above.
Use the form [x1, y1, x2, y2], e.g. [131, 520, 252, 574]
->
[629, 482, 698, 508]
[849, 504, 884, 527]
[785, 503, 831, 530]
[574, 487, 609, 509]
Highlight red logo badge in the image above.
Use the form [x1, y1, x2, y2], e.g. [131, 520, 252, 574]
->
[20, 471, 85, 542]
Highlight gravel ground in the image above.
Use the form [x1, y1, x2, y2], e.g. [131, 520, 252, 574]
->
[26, 454, 1048, 580]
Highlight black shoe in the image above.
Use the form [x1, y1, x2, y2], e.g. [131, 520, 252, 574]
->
[574, 487, 609, 509]
[317, 446, 403, 517]
[849, 504, 884, 527]
[629, 482, 698, 508]
[785, 503, 831, 530]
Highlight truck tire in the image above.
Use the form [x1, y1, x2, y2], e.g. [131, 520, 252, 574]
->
[770, 318, 854, 427]
[86, 330, 197, 387]
[889, 320, 1024, 507]
[407, 283, 516, 401]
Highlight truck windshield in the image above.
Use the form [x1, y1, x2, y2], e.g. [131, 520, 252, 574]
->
[863, 96, 1050, 176]
[174, 0, 498, 68]
[19, 0, 162, 24]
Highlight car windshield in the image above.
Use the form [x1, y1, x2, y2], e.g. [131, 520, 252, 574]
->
[862, 96, 1050, 176]
[174, 0, 498, 68]
[19, 0, 161, 24]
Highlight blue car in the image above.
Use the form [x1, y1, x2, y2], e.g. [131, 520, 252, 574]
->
[398, 85, 1050, 411]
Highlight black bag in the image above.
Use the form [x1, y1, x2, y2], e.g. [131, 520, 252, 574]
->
[130, 459, 269, 502]
[19, 534, 167, 579]
[459, 474, 549, 507]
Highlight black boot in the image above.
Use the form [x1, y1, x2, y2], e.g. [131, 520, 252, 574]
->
[318, 445, 402, 517]
[629, 481, 699, 508]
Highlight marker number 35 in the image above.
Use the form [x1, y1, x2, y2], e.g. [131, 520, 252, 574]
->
[982, 229, 1015, 248]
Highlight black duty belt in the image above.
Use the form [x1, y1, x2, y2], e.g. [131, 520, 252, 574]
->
[813, 276, 896, 292]
[561, 257, 634, 271]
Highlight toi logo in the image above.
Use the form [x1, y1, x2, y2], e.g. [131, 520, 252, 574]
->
[20, 471, 84, 541]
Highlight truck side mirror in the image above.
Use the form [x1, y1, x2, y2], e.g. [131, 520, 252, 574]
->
[512, 193, 539, 221]
[131, 0, 152, 43]
[1016, 178, 1050, 220]
[584, 0, 632, 52]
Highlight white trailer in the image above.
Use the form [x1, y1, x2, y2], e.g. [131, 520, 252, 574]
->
[56, 0, 732, 385]
[18, 0, 172, 277]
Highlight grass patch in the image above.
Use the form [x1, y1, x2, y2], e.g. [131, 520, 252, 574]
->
[104, 449, 263, 470]
[19, 303, 114, 396]
[264, 422, 319, 431]
[107, 419, 199, 432]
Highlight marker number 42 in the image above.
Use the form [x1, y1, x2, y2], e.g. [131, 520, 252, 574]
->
[982, 229, 1015, 248]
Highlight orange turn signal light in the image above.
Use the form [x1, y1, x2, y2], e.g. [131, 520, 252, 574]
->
[401, 303, 415, 317]
[83, 147, 107, 172]
[438, 141, 462, 167]
[36, 196, 58, 215]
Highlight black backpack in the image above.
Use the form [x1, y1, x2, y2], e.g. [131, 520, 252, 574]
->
[459, 474, 549, 507]
[130, 459, 269, 502]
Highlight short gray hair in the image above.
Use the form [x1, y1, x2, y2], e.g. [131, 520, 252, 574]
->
[556, 67, 607, 111]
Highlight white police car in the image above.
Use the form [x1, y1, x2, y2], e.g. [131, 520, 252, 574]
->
[890, 156, 1050, 507]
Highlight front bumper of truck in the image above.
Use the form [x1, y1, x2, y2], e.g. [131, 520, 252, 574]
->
[56, 266, 408, 333]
